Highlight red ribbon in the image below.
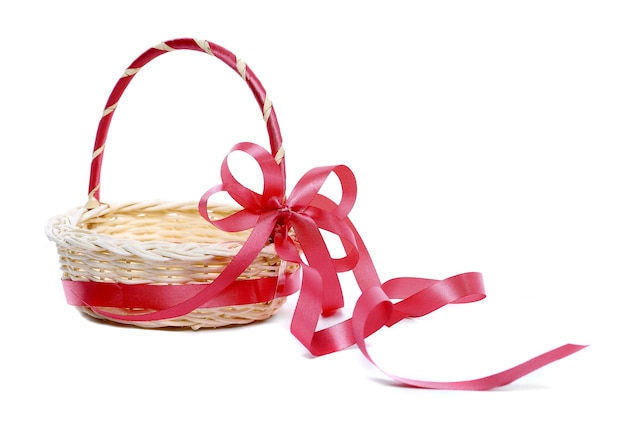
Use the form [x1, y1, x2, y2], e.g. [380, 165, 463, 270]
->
[63, 272, 300, 310]
[83, 141, 585, 389]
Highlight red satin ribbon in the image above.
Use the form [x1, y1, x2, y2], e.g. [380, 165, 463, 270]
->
[81, 141, 585, 389]
[63, 271, 300, 310]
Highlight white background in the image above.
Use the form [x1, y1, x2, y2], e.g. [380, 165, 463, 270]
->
[1, 1, 624, 432]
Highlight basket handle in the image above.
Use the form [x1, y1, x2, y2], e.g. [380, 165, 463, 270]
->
[86, 38, 284, 208]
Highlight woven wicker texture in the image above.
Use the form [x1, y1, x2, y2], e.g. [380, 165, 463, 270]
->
[46, 38, 294, 329]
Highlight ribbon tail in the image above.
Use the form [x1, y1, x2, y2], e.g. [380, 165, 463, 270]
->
[310, 194, 587, 389]
[291, 215, 345, 313]
[384, 273, 486, 326]
[384, 344, 588, 391]
[352, 285, 587, 390]
[290, 263, 359, 355]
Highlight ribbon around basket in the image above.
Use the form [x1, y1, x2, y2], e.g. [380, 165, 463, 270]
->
[91, 141, 586, 390]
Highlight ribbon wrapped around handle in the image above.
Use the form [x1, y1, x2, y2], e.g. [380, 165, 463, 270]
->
[92, 141, 586, 390]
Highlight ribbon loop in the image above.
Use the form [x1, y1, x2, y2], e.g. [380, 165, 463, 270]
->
[198, 142, 360, 315]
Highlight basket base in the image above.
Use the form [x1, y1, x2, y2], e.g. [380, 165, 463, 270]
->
[76, 297, 287, 330]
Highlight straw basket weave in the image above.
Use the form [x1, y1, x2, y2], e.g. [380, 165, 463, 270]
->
[45, 38, 296, 329]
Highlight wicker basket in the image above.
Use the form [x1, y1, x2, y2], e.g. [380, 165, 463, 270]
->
[45, 38, 298, 329]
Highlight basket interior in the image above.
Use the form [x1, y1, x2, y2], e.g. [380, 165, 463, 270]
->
[79, 204, 251, 244]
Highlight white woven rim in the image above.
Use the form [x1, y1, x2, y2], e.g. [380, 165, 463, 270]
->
[46, 200, 292, 328]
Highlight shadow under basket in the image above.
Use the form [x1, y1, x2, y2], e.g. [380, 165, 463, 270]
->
[46, 200, 298, 329]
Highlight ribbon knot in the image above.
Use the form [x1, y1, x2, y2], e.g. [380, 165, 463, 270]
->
[198, 141, 359, 318]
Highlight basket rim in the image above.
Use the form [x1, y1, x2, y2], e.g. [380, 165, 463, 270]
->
[45, 199, 278, 260]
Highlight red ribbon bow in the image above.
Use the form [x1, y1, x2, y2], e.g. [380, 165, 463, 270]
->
[92, 141, 585, 390]
[203, 141, 586, 389]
